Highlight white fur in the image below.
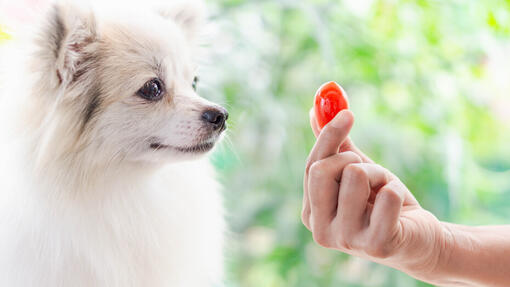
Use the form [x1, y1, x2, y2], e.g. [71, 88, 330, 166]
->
[0, 1, 226, 286]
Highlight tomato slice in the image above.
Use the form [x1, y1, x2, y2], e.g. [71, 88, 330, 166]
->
[314, 81, 349, 130]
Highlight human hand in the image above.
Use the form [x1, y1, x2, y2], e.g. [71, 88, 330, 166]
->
[308, 108, 373, 163]
[302, 110, 451, 282]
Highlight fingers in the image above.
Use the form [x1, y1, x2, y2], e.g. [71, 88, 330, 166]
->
[303, 110, 354, 230]
[335, 164, 390, 238]
[307, 152, 362, 238]
[308, 110, 354, 164]
[339, 138, 374, 164]
[305, 159, 416, 261]
[365, 179, 405, 257]
[308, 108, 374, 163]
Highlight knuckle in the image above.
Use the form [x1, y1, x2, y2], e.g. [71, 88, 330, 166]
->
[308, 161, 326, 179]
[378, 164, 392, 182]
[378, 185, 402, 205]
[312, 231, 331, 248]
[343, 163, 367, 180]
[339, 151, 362, 164]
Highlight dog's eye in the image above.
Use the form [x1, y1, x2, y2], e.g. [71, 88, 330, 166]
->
[192, 76, 199, 91]
[137, 78, 165, 101]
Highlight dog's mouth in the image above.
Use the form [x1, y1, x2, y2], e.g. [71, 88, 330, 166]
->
[149, 141, 215, 154]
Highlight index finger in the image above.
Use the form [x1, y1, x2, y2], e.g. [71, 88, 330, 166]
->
[309, 109, 320, 138]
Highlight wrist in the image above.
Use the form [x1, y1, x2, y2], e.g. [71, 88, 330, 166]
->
[396, 220, 457, 285]
[423, 222, 476, 286]
[429, 222, 458, 283]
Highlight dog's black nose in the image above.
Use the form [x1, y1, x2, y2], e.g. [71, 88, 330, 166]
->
[201, 108, 228, 130]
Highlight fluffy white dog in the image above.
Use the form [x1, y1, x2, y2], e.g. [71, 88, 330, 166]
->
[0, 1, 227, 286]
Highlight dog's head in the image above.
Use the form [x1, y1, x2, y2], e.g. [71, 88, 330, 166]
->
[32, 1, 227, 165]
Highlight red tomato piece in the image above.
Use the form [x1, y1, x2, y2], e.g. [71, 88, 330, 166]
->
[314, 81, 349, 130]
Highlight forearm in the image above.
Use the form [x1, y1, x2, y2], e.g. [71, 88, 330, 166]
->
[432, 223, 510, 287]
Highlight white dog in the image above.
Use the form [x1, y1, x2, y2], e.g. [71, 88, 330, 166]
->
[0, 1, 226, 286]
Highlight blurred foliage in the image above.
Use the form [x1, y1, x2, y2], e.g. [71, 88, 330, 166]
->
[200, 0, 510, 286]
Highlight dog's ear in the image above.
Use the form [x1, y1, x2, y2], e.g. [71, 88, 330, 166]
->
[44, 2, 98, 86]
[157, 1, 206, 41]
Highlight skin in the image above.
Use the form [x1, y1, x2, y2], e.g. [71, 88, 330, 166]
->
[302, 109, 510, 287]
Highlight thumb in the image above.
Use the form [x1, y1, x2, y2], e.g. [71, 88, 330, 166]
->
[309, 108, 374, 163]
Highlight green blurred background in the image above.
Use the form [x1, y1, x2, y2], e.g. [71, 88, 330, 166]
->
[200, 0, 510, 286]
[3, 0, 510, 286]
